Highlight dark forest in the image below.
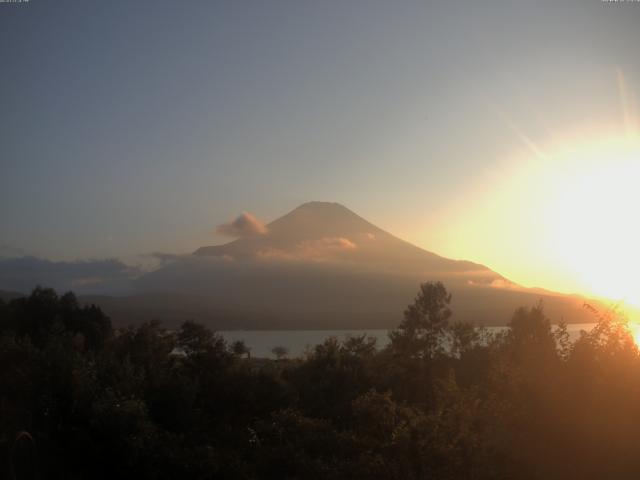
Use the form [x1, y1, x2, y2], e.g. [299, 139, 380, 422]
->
[2, 282, 639, 479]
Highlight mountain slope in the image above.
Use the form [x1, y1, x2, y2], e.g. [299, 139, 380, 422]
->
[123, 202, 599, 329]
[195, 201, 491, 276]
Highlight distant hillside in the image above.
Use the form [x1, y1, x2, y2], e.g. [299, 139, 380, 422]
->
[0, 289, 25, 302]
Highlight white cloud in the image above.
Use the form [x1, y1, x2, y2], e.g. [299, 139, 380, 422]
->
[257, 237, 357, 262]
[216, 212, 268, 238]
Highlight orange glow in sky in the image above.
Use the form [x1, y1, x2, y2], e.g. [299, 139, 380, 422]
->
[431, 135, 640, 317]
[546, 140, 640, 306]
[421, 74, 640, 317]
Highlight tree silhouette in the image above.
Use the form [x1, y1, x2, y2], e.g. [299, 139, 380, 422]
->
[271, 345, 289, 360]
[389, 281, 452, 359]
[231, 339, 251, 359]
[4, 284, 640, 479]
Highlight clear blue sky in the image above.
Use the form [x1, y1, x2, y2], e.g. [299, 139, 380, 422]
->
[2, 0, 639, 265]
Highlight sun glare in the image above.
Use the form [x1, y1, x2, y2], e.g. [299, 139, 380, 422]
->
[545, 139, 640, 309]
[627, 322, 640, 347]
[438, 134, 640, 317]
[437, 132, 640, 327]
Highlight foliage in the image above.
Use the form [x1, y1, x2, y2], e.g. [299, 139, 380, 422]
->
[389, 281, 452, 359]
[271, 345, 289, 360]
[1, 284, 640, 479]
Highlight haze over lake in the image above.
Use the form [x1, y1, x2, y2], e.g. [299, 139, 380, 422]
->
[221, 323, 597, 359]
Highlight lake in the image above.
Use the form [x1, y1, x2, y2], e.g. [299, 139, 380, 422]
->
[220, 323, 597, 359]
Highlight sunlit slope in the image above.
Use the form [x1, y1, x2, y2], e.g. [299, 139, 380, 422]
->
[195, 202, 488, 275]
[123, 202, 602, 329]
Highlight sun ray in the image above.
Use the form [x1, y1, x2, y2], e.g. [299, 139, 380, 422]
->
[617, 69, 640, 140]
[460, 71, 640, 327]
[483, 97, 550, 161]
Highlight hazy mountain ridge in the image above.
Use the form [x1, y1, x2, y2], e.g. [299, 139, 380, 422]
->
[0, 290, 24, 302]
[0, 202, 602, 328]
[124, 202, 599, 328]
[195, 202, 492, 276]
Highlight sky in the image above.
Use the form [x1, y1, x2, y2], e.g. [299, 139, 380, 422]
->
[2, 0, 640, 302]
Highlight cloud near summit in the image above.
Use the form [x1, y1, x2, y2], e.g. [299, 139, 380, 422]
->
[257, 237, 357, 262]
[216, 212, 268, 238]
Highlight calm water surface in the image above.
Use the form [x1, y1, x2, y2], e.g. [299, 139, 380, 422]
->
[220, 323, 596, 359]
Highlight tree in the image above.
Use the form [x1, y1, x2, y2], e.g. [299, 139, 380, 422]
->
[177, 320, 224, 357]
[231, 339, 251, 359]
[507, 302, 556, 361]
[341, 334, 377, 358]
[271, 345, 289, 360]
[449, 320, 479, 358]
[1, 287, 112, 350]
[389, 281, 452, 359]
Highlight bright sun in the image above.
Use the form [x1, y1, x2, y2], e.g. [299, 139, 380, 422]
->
[429, 74, 640, 326]
[437, 135, 640, 316]
[546, 139, 640, 308]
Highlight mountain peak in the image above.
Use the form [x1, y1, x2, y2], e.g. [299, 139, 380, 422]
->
[294, 201, 350, 211]
[267, 201, 379, 239]
[195, 201, 381, 258]
[194, 201, 483, 273]
[289, 201, 359, 218]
